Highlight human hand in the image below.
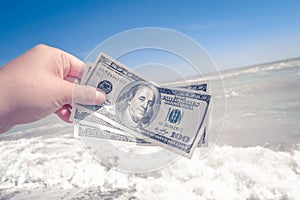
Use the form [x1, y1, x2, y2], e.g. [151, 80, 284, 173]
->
[0, 44, 106, 133]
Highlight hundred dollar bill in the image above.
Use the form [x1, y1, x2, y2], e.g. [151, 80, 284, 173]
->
[77, 62, 210, 146]
[74, 61, 210, 147]
[80, 62, 94, 84]
[73, 52, 211, 158]
[74, 83, 209, 147]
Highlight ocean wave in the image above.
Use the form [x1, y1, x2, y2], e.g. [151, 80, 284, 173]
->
[215, 87, 252, 99]
[0, 129, 299, 200]
[208, 59, 300, 81]
[260, 62, 294, 72]
[221, 67, 261, 79]
[183, 58, 300, 83]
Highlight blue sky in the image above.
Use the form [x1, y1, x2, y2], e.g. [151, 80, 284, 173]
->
[1, 0, 300, 71]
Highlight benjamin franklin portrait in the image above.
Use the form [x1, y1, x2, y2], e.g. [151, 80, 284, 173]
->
[115, 81, 161, 129]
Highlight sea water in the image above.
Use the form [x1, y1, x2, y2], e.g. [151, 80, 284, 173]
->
[215, 57, 300, 149]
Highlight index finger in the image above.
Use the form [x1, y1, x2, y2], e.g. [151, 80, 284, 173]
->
[59, 49, 86, 79]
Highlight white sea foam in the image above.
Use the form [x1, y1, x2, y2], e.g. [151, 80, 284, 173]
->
[241, 112, 256, 117]
[220, 87, 252, 99]
[0, 126, 299, 199]
[205, 59, 299, 81]
[169, 57, 299, 84]
[261, 62, 293, 71]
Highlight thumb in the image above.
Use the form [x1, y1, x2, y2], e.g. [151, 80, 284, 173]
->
[60, 80, 106, 105]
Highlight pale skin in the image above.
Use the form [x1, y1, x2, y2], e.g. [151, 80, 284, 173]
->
[0, 44, 106, 133]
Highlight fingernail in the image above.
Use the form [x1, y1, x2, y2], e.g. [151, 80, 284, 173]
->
[74, 78, 80, 84]
[96, 90, 106, 104]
